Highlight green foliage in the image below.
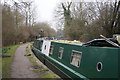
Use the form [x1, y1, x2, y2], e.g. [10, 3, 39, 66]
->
[2, 47, 11, 54]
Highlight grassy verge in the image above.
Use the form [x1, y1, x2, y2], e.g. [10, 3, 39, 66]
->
[25, 45, 37, 66]
[2, 44, 21, 78]
[25, 44, 59, 78]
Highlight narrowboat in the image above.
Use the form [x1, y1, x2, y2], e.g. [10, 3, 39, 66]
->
[32, 35, 120, 80]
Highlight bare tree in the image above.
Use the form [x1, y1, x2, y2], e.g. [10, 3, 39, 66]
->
[55, 1, 120, 41]
[21, 1, 35, 27]
[111, 1, 120, 34]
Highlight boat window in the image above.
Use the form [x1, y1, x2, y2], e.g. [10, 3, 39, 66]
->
[36, 41, 39, 48]
[44, 45, 46, 50]
[40, 42, 43, 51]
[96, 62, 103, 72]
[70, 50, 82, 67]
[49, 45, 54, 55]
[58, 47, 64, 59]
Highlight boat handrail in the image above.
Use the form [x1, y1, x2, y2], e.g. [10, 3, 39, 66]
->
[100, 35, 120, 48]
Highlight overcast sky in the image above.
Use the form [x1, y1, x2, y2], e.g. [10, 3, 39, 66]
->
[34, 0, 59, 22]
[33, 0, 60, 30]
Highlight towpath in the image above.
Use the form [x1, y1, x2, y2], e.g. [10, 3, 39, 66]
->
[10, 44, 39, 78]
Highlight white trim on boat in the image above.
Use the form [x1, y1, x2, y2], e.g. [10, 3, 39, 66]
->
[41, 40, 51, 56]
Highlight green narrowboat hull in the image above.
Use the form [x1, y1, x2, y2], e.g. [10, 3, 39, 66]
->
[32, 40, 120, 80]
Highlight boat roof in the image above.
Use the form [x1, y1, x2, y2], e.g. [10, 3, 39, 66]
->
[36, 38, 120, 48]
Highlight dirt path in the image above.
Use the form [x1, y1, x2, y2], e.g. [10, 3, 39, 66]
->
[10, 44, 39, 78]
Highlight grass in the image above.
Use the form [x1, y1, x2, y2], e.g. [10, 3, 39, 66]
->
[2, 44, 21, 78]
[25, 44, 59, 78]
[25, 45, 38, 66]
